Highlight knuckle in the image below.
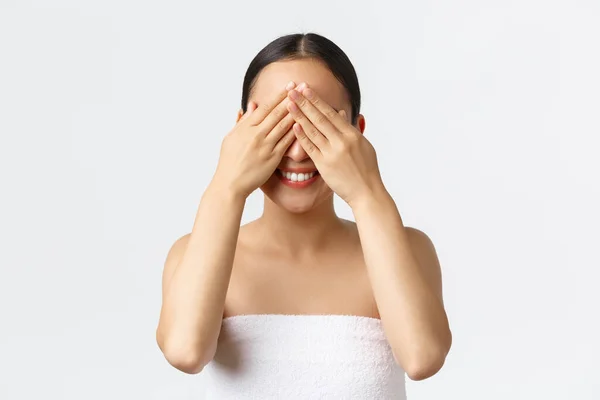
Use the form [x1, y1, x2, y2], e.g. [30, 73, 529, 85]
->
[309, 127, 322, 139]
[272, 105, 287, 120]
[283, 132, 296, 147]
[250, 131, 262, 146]
[331, 148, 343, 161]
[305, 126, 318, 138]
[331, 140, 346, 154]
[255, 123, 269, 135]
[324, 108, 337, 119]
[297, 132, 309, 141]
[259, 101, 273, 114]
[315, 113, 328, 126]
[297, 97, 308, 108]
[275, 116, 292, 133]
[257, 144, 270, 159]
[296, 133, 308, 144]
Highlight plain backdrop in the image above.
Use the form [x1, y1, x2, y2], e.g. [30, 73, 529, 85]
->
[1, 1, 599, 399]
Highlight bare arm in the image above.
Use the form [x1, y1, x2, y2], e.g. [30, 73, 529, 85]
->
[280, 83, 451, 380]
[156, 183, 245, 374]
[352, 189, 452, 381]
[155, 82, 301, 374]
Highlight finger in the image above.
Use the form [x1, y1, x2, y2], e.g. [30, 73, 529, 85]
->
[288, 87, 340, 139]
[239, 101, 257, 122]
[338, 109, 360, 137]
[257, 81, 306, 133]
[292, 122, 322, 157]
[287, 100, 329, 150]
[272, 128, 297, 155]
[248, 80, 297, 126]
[264, 112, 295, 144]
[303, 87, 350, 133]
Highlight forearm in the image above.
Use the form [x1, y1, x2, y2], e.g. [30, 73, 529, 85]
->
[159, 181, 245, 364]
[352, 188, 451, 377]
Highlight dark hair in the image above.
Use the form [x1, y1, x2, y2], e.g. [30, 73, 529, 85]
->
[241, 33, 361, 125]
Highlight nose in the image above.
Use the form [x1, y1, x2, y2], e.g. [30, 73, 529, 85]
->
[283, 135, 310, 162]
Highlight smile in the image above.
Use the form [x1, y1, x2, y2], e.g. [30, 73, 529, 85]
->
[276, 169, 320, 188]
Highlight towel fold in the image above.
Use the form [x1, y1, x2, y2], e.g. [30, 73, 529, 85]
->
[203, 314, 407, 399]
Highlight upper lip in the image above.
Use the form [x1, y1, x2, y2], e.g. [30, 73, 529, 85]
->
[278, 167, 318, 173]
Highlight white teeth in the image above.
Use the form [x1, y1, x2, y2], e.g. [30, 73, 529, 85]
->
[280, 170, 316, 182]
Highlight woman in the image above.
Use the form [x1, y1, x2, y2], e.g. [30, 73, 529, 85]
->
[156, 32, 452, 399]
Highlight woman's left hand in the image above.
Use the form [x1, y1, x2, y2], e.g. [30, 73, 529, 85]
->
[287, 84, 385, 208]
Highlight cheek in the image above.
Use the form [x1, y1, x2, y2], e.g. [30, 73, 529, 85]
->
[259, 173, 282, 198]
[261, 173, 279, 188]
[317, 183, 334, 198]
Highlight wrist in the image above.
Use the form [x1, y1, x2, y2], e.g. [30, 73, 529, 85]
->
[349, 183, 392, 216]
[206, 178, 248, 205]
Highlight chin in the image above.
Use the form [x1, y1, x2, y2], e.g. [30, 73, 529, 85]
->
[260, 174, 331, 214]
[271, 197, 319, 214]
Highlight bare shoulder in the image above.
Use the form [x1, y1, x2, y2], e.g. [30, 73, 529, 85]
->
[165, 233, 191, 267]
[163, 221, 255, 281]
[164, 220, 256, 271]
[161, 222, 253, 285]
[404, 227, 437, 254]
[404, 227, 445, 303]
[161, 233, 191, 295]
[341, 220, 439, 261]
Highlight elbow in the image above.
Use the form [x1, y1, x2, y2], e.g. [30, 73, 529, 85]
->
[156, 328, 214, 374]
[404, 354, 446, 381]
[164, 347, 205, 374]
[399, 331, 452, 381]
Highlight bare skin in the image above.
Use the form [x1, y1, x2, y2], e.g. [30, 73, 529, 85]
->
[226, 217, 379, 319]
[156, 58, 451, 380]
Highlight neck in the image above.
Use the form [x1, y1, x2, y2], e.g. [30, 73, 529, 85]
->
[257, 194, 348, 256]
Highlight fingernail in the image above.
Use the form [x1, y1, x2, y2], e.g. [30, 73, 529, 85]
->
[289, 90, 300, 100]
[285, 81, 295, 90]
[303, 88, 314, 99]
[297, 82, 307, 91]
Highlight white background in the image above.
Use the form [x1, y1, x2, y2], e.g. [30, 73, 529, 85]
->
[1, 1, 599, 399]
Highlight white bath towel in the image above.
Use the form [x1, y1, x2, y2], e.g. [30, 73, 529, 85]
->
[203, 314, 407, 399]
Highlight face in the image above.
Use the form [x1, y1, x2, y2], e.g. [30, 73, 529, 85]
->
[237, 58, 364, 214]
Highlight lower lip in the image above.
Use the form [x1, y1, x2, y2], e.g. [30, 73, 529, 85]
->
[276, 170, 320, 188]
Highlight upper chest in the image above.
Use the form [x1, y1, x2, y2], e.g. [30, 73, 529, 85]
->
[224, 233, 379, 319]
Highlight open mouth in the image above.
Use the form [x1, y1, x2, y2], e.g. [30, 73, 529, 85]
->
[276, 169, 320, 182]
[276, 169, 320, 187]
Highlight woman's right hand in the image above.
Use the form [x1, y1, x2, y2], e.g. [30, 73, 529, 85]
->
[212, 81, 303, 199]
